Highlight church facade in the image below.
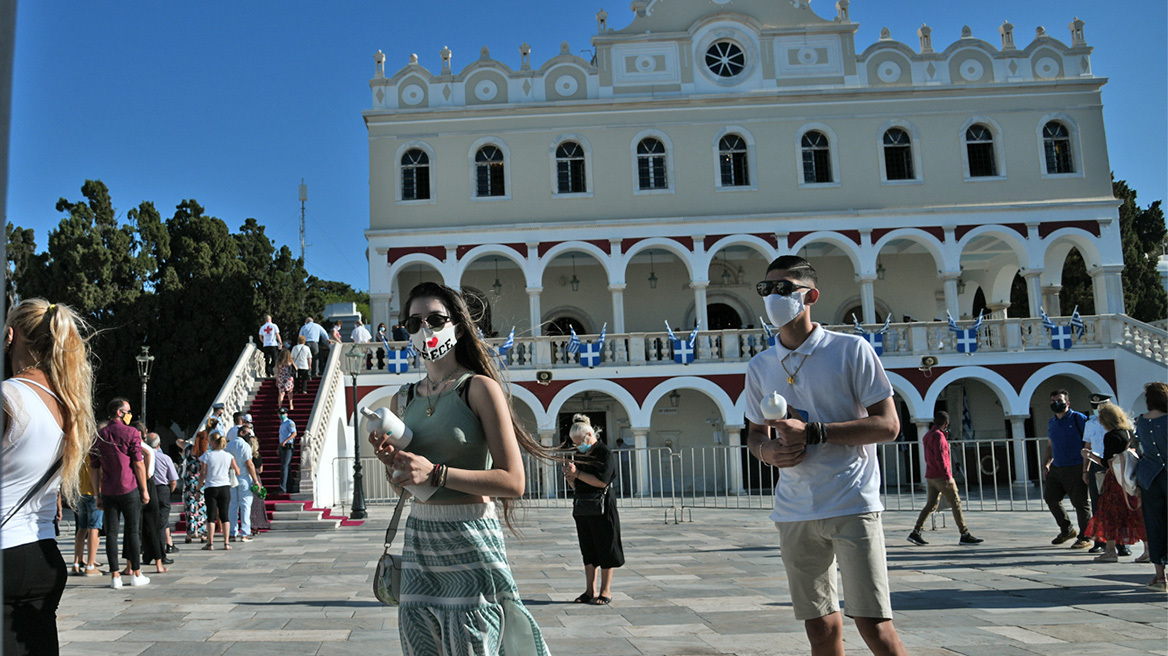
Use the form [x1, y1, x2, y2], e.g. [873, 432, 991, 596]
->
[355, 1, 1164, 495]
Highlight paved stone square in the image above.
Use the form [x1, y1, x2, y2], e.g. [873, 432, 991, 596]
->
[57, 506, 1167, 655]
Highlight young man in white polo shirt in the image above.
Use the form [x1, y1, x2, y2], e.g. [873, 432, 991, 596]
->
[745, 255, 906, 656]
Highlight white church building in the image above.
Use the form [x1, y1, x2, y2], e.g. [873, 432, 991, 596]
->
[312, 0, 1167, 504]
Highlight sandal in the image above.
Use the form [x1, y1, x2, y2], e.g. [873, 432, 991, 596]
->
[1135, 553, 1150, 563]
[202, 544, 214, 551]
[573, 593, 593, 604]
[224, 544, 232, 550]
[592, 595, 612, 605]
[1093, 554, 1118, 563]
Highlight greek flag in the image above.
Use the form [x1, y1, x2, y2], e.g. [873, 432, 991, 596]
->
[1041, 309, 1075, 350]
[947, 310, 983, 354]
[497, 327, 515, 355]
[383, 336, 413, 374]
[664, 320, 700, 365]
[566, 326, 581, 354]
[577, 324, 606, 368]
[1069, 306, 1085, 339]
[759, 316, 777, 347]
[852, 314, 892, 356]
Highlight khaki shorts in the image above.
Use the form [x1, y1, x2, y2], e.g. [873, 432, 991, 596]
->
[776, 512, 893, 621]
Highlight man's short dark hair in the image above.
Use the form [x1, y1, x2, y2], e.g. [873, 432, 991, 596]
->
[933, 411, 949, 428]
[233, 411, 244, 423]
[1050, 389, 1069, 399]
[766, 255, 818, 286]
[106, 397, 130, 418]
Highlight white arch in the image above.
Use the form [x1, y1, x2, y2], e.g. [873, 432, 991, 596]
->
[539, 241, 616, 285]
[922, 366, 1023, 417]
[456, 244, 533, 287]
[711, 125, 758, 191]
[642, 378, 737, 427]
[886, 373, 924, 421]
[504, 383, 551, 429]
[1017, 363, 1115, 412]
[703, 234, 778, 274]
[957, 115, 1007, 180]
[549, 133, 594, 197]
[630, 128, 676, 195]
[956, 225, 1033, 270]
[1041, 228, 1105, 280]
[468, 136, 513, 201]
[619, 237, 696, 283]
[387, 253, 450, 294]
[546, 380, 642, 431]
[393, 140, 437, 204]
[793, 122, 842, 187]
[876, 118, 924, 184]
[872, 228, 947, 275]
[1035, 112, 1085, 179]
[789, 231, 862, 274]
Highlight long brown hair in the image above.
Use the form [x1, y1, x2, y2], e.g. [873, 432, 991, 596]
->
[192, 431, 210, 458]
[6, 299, 96, 505]
[402, 282, 560, 530]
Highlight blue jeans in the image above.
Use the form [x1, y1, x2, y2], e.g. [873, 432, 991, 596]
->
[229, 480, 253, 537]
[75, 495, 103, 532]
[280, 444, 294, 493]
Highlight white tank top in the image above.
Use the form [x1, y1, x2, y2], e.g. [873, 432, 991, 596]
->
[1, 378, 65, 549]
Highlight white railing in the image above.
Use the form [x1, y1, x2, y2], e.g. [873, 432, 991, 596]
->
[331, 436, 1061, 515]
[200, 342, 265, 432]
[301, 346, 344, 483]
[352, 314, 1162, 372]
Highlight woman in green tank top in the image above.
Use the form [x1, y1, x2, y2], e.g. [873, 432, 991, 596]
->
[369, 282, 558, 655]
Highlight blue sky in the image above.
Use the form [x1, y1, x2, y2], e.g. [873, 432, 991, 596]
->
[9, 1, 1166, 291]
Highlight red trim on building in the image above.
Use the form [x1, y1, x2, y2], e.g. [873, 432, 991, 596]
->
[870, 226, 945, 243]
[1038, 220, 1101, 239]
[453, 243, 527, 260]
[670, 236, 694, 250]
[536, 240, 612, 258]
[953, 223, 1028, 241]
[787, 230, 861, 247]
[386, 246, 446, 263]
[889, 360, 1117, 398]
[514, 373, 746, 411]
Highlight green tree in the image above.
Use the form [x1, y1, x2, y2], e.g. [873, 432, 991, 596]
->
[1114, 179, 1167, 321]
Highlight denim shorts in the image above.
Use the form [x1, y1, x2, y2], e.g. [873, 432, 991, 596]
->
[76, 494, 103, 531]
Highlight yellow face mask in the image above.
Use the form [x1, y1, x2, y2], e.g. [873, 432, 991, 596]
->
[121, 412, 133, 426]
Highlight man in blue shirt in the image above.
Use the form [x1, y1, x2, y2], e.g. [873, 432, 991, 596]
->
[299, 317, 328, 377]
[278, 408, 298, 494]
[1043, 389, 1092, 548]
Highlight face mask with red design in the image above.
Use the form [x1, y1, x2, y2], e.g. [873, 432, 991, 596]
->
[410, 323, 457, 362]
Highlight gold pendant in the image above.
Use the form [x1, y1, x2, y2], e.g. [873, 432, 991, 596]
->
[787, 376, 795, 384]
[426, 407, 435, 417]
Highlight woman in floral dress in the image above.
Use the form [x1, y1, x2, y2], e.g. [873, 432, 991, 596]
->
[276, 349, 296, 411]
[182, 430, 209, 543]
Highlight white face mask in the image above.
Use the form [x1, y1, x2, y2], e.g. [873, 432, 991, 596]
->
[764, 291, 806, 328]
[411, 323, 458, 361]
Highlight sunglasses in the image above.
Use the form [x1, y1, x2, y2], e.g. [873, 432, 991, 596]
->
[755, 280, 810, 297]
[404, 313, 451, 334]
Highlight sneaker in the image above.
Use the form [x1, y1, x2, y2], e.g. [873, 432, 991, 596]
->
[1088, 543, 1106, 554]
[240, 536, 252, 542]
[959, 533, 984, 545]
[84, 566, 103, 577]
[907, 531, 928, 546]
[1071, 538, 1092, 549]
[110, 575, 123, 590]
[165, 544, 179, 554]
[1117, 545, 1131, 557]
[1051, 528, 1077, 545]
[130, 574, 151, 587]
[70, 564, 83, 576]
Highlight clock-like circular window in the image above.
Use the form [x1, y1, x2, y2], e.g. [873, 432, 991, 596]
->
[705, 40, 746, 78]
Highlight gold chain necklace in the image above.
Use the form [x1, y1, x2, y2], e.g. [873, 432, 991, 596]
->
[423, 370, 464, 417]
[425, 368, 461, 392]
[13, 365, 40, 377]
[780, 352, 810, 385]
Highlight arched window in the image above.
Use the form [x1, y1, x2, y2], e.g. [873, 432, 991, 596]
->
[637, 138, 668, 190]
[882, 128, 914, 180]
[475, 145, 505, 197]
[965, 125, 997, 177]
[1042, 121, 1073, 174]
[801, 131, 832, 184]
[718, 135, 750, 187]
[400, 149, 430, 200]
[555, 142, 586, 194]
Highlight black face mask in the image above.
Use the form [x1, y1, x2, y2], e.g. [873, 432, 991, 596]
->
[1050, 401, 1068, 413]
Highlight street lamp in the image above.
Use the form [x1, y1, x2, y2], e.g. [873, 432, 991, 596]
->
[135, 345, 155, 427]
[345, 345, 368, 519]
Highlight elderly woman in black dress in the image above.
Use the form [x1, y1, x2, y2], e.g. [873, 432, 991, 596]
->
[563, 414, 625, 605]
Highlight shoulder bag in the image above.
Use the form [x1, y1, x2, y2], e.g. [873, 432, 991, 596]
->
[572, 487, 607, 517]
[1112, 448, 1141, 500]
[373, 490, 411, 606]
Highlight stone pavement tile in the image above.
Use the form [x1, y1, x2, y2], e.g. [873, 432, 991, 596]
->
[317, 640, 404, 656]
[624, 622, 716, 638]
[285, 617, 388, 631]
[1025, 622, 1155, 643]
[60, 641, 148, 655]
[696, 631, 810, 655]
[614, 605, 706, 626]
[137, 644, 231, 656]
[544, 636, 641, 655]
[1021, 643, 1160, 656]
[628, 635, 722, 654]
[674, 595, 775, 613]
[219, 642, 322, 656]
[978, 625, 1067, 644]
[1116, 640, 1168, 653]
[209, 629, 350, 641]
[180, 619, 289, 632]
[938, 646, 1042, 656]
[121, 630, 217, 642]
[58, 629, 130, 642]
[900, 627, 1018, 647]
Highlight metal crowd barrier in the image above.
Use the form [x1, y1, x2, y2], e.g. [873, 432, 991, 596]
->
[332, 435, 1057, 518]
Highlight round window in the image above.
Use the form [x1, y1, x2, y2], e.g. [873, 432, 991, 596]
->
[705, 40, 746, 78]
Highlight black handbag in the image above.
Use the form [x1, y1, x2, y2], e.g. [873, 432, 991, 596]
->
[572, 489, 606, 517]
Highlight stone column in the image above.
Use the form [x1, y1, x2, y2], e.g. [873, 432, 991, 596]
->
[857, 275, 877, 324]
[940, 274, 960, 319]
[986, 302, 1010, 320]
[914, 421, 931, 490]
[1041, 285, 1063, 316]
[632, 428, 650, 497]
[369, 293, 392, 332]
[1092, 265, 1126, 315]
[538, 430, 559, 499]
[725, 424, 745, 495]
[692, 281, 709, 330]
[609, 284, 627, 333]
[527, 287, 543, 337]
[1007, 415, 1029, 484]
[1023, 270, 1044, 318]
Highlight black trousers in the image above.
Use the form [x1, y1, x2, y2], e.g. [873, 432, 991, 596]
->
[263, 345, 278, 376]
[317, 344, 329, 376]
[1086, 461, 1105, 544]
[1141, 471, 1168, 566]
[141, 485, 164, 564]
[156, 484, 173, 546]
[3, 539, 67, 656]
[1044, 464, 1091, 534]
[306, 341, 319, 376]
[103, 490, 142, 572]
[295, 367, 310, 393]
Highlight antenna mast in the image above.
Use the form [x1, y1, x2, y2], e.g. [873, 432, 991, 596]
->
[298, 179, 308, 264]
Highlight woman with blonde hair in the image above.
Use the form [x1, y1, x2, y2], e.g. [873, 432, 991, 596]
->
[370, 282, 557, 654]
[276, 349, 295, 411]
[563, 413, 625, 605]
[1, 299, 96, 654]
[181, 429, 210, 543]
[198, 433, 239, 551]
[1083, 403, 1146, 562]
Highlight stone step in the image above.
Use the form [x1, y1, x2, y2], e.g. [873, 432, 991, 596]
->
[271, 510, 326, 521]
[265, 518, 342, 531]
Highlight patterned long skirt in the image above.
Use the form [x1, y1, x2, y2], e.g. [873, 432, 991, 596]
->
[181, 448, 206, 538]
[399, 503, 550, 656]
[1085, 469, 1147, 546]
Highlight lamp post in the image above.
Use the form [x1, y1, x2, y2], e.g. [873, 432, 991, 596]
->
[345, 345, 368, 519]
[135, 346, 155, 427]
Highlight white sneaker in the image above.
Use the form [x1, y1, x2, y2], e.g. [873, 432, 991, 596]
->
[110, 575, 123, 589]
[130, 574, 150, 587]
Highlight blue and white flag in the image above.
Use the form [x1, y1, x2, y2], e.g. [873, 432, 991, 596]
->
[759, 316, 777, 347]
[664, 320, 700, 364]
[852, 314, 892, 356]
[566, 326, 581, 354]
[383, 336, 413, 374]
[1069, 306, 1085, 339]
[575, 323, 607, 368]
[497, 327, 515, 356]
[947, 310, 983, 354]
[1041, 309, 1075, 351]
